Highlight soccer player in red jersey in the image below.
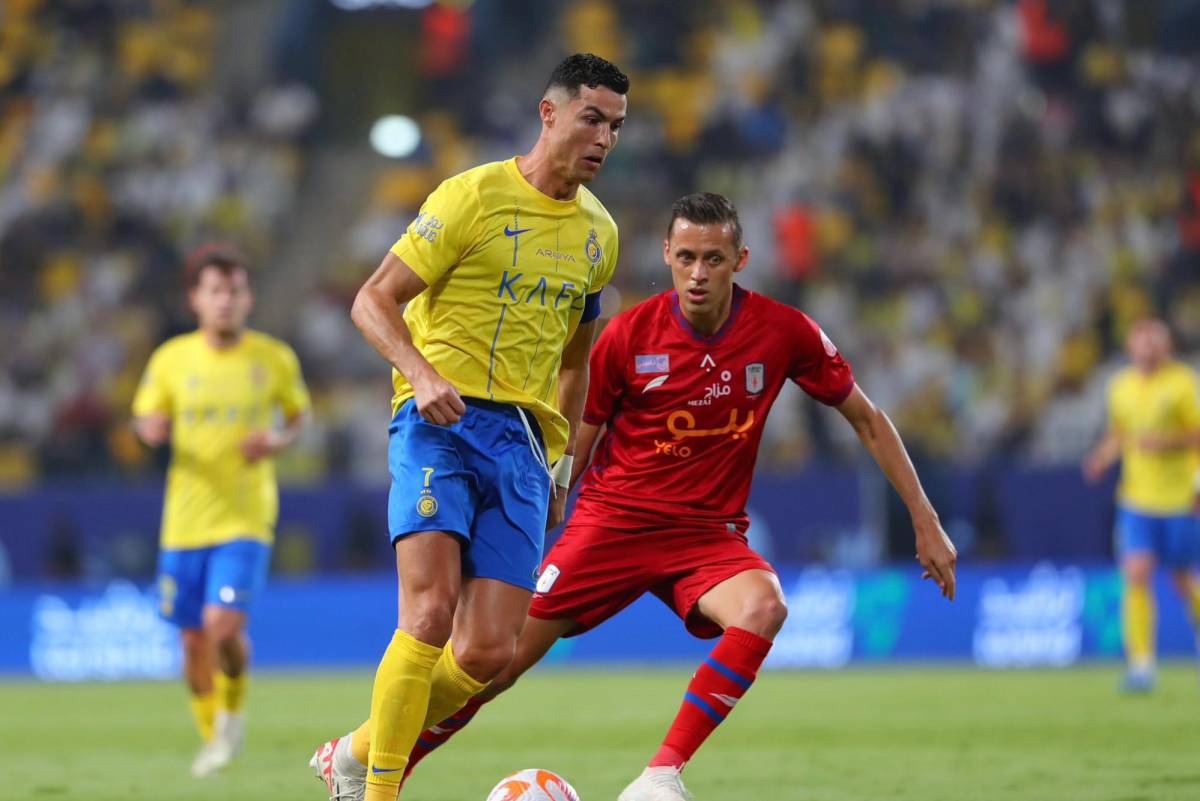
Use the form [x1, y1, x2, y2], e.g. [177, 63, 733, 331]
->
[355, 192, 958, 801]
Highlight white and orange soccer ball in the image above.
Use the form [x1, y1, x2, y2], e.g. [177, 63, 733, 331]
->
[484, 768, 581, 801]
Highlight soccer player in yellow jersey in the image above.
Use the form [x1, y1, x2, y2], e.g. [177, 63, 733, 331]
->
[308, 54, 628, 801]
[1084, 319, 1200, 692]
[133, 245, 310, 775]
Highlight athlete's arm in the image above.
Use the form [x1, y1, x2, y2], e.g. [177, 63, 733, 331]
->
[351, 251, 466, 425]
[836, 384, 958, 601]
[1083, 428, 1122, 480]
[547, 319, 598, 530]
[1135, 429, 1200, 452]
[133, 414, 171, 447]
[241, 411, 306, 464]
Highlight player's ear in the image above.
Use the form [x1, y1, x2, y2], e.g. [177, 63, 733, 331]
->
[662, 238, 672, 266]
[732, 246, 750, 274]
[539, 96, 557, 128]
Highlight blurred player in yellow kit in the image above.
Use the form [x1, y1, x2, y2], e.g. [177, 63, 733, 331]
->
[133, 245, 310, 774]
[1084, 319, 1200, 691]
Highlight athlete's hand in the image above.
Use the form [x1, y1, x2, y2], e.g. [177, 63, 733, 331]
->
[914, 513, 957, 601]
[411, 366, 466, 426]
[1136, 433, 1176, 452]
[241, 430, 285, 463]
[134, 414, 171, 446]
[546, 485, 568, 531]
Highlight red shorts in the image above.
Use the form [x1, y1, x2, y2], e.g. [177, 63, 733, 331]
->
[528, 519, 775, 639]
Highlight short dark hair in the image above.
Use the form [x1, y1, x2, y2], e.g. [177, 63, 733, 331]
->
[666, 192, 743, 250]
[545, 53, 629, 98]
[184, 243, 250, 288]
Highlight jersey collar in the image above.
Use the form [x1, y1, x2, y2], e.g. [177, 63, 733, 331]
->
[668, 284, 746, 345]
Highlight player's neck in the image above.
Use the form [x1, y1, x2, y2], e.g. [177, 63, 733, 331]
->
[200, 327, 244, 351]
[681, 295, 733, 337]
[516, 149, 579, 201]
[1136, 359, 1166, 375]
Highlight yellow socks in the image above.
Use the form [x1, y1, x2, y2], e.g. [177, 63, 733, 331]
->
[422, 641, 489, 731]
[366, 630, 443, 801]
[351, 718, 372, 765]
[189, 692, 216, 741]
[1122, 581, 1155, 669]
[214, 670, 248, 714]
[348, 640, 490, 768]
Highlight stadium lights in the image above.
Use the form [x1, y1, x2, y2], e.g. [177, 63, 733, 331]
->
[369, 115, 422, 159]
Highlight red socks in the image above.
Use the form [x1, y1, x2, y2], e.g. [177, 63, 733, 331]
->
[404, 695, 487, 778]
[649, 627, 773, 770]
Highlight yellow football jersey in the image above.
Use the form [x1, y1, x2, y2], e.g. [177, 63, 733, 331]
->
[1108, 360, 1200, 514]
[390, 157, 619, 463]
[132, 330, 311, 549]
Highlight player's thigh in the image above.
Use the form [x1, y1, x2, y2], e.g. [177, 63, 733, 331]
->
[528, 523, 658, 637]
[387, 401, 475, 548]
[1116, 509, 1158, 583]
[695, 568, 788, 637]
[657, 529, 777, 638]
[202, 539, 270, 637]
[156, 546, 210, 629]
[1159, 514, 1200, 572]
[461, 410, 552, 592]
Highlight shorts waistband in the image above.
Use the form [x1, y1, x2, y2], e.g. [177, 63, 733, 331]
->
[463, 398, 544, 448]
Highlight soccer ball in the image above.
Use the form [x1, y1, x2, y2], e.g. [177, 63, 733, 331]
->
[485, 768, 581, 801]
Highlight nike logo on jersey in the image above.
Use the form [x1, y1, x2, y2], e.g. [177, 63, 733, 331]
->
[642, 374, 669, 393]
[710, 693, 740, 708]
[504, 225, 533, 237]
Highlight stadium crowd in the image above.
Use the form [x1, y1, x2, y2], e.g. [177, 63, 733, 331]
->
[3, 0, 1199, 485]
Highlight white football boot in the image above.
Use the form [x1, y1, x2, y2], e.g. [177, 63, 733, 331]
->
[617, 766, 695, 801]
[190, 711, 245, 777]
[309, 733, 367, 801]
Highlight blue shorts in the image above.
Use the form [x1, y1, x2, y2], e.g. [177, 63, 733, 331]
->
[1115, 507, 1199, 569]
[388, 398, 552, 591]
[156, 539, 272, 629]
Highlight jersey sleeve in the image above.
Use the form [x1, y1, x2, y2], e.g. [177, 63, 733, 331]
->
[273, 343, 311, 418]
[788, 311, 855, 405]
[582, 316, 628, 426]
[389, 176, 481, 287]
[132, 344, 174, 417]
[591, 224, 619, 292]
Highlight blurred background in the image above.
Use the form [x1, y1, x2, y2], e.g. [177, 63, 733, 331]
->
[1, 0, 1199, 677]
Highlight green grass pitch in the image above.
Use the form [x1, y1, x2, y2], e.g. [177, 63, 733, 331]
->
[5, 665, 1199, 800]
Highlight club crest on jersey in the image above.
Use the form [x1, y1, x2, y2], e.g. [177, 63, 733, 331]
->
[636, 354, 670, 373]
[416, 495, 439, 518]
[746, 363, 764, 395]
[585, 228, 603, 266]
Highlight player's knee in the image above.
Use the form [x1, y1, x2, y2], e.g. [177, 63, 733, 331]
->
[400, 599, 455, 646]
[736, 594, 788, 638]
[452, 639, 516, 684]
[180, 628, 207, 658]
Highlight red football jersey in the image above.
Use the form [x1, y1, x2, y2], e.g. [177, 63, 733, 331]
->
[573, 286, 855, 529]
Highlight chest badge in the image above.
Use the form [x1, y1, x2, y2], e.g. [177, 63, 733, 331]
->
[746, 363, 764, 395]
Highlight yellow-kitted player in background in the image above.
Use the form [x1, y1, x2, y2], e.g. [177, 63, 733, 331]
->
[1085, 319, 1200, 692]
[133, 244, 310, 775]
